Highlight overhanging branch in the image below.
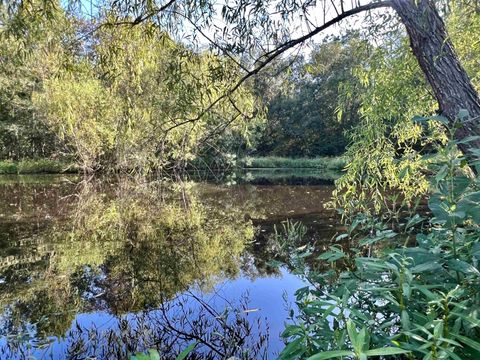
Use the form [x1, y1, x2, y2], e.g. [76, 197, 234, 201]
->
[166, 0, 393, 131]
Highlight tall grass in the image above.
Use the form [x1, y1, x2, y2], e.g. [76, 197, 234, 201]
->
[241, 156, 346, 171]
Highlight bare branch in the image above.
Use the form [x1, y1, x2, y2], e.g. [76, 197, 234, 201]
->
[73, 0, 177, 44]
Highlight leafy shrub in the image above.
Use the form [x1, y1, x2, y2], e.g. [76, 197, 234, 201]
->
[325, 157, 347, 171]
[276, 114, 480, 359]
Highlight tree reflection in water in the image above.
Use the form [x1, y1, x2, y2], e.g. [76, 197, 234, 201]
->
[0, 177, 269, 359]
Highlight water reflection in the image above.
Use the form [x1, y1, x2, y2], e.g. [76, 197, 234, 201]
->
[2, 291, 268, 359]
[0, 175, 340, 358]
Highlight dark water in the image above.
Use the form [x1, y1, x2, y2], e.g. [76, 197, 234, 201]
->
[0, 173, 341, 359]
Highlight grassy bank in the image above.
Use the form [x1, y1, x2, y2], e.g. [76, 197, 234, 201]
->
[241, 156, 346, 171]
[0, 159, 78, 174]
[0, 157, 347, 175]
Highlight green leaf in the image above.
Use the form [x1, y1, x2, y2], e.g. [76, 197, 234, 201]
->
[131, 350, 160, 360]
[405, 214, 424, 230]
[346, 320, 358, 348]
[348, 218, 363, 233]
[455, 135, 480, 145]
[451, 333, 480, 351]
[147, 350, 161, 360]
[281, 324, 304, 338]
[473, 243, 480, 260]
[336, 233, 349, 241]
[402, 283, 411, 300]
[175, 343, 196, 360]
[412, 115, 427, 123]
[428, 194, 449, 221]
[458, 109, 469, 120]
[364, 347, 410, 357]
[279, 338, 306, 359]
[307, 350, 355, 360]
[447, 259, 480, 277]
[350, 308, 370, 322]
[401, 310, 411, 331]
[346, 320, 367, 353]
[442, 348, 464, 360]
[410, 262, 442, 273]
[465, 191, 480, 203]
[318, 246, 345, 262]
[429, 115, 449, 125]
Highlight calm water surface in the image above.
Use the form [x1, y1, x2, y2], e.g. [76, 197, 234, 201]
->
[0, 173, 341, 359]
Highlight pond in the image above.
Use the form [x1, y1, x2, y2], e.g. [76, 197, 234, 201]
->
[0, 172, 342, 359]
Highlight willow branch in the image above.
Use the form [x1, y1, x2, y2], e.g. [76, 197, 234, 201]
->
[165, 1, 393, 133]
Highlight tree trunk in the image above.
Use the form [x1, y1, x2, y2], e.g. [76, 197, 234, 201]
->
[391, 0, 480, 166]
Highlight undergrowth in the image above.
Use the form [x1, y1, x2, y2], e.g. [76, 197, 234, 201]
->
[275, 113, 480, 359]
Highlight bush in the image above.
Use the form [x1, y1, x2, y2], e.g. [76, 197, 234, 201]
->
[325, 157, 347, 171]
[276, 116, 480, 359]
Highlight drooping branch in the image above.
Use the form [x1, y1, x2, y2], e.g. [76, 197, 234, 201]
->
[164, 0, 393, 132]
[73, 0, 178, 44]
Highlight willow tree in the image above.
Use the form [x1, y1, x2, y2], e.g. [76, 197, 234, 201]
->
[31, 0, 475, 165]
[3, 0, 479, 162]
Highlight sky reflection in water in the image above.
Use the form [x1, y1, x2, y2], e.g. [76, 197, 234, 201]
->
[0, 174, 340, 359]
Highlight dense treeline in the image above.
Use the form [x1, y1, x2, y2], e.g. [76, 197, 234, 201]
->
[254, 38, 362, 157]
[0, 0, 372, 170]
[4, 1, 477, 179]
[1, 1, 480, 183]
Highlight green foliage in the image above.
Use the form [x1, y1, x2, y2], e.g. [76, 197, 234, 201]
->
[34, 76, 120, 170]
[174, 342, 197, 360]
[242, 156, 346, 170]
[131, 349, 161, 360]
[0, 4, 264, 172]
[0, 161, 18, 174]
[0, 0, 70, 160]
[277, 117, 480, 359]
[17, 159, 76, 173]
[299, 320, 409, 360]
[331, 5, 480, 220]
[255, 39, 362, 158]
[332, 28, 441, 219]
[35, 19, 263, 173]
[131, 342, 196, 360]
[448, 1, 480, 93]
[85, 20, 265, 172]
